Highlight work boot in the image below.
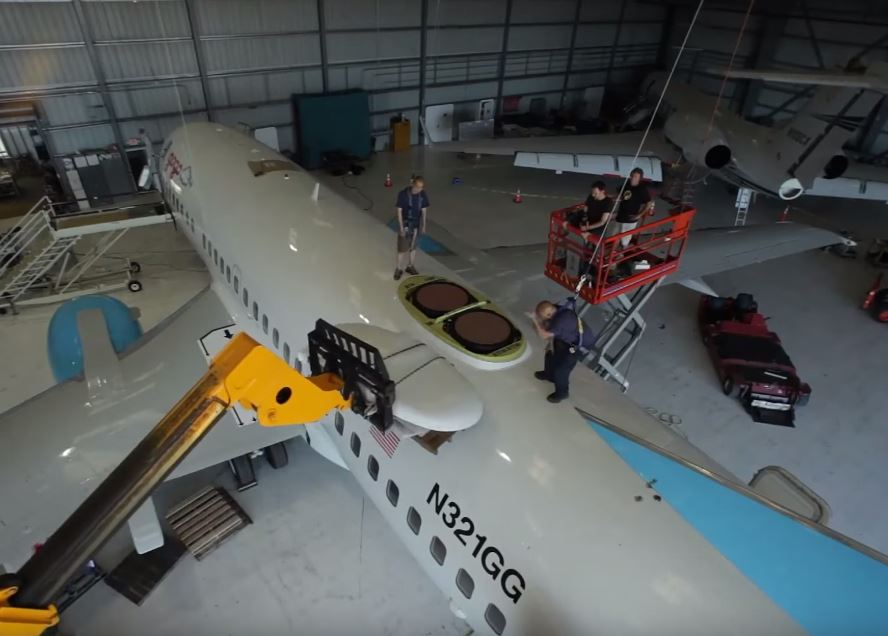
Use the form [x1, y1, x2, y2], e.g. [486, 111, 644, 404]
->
[546, 392, 568, 403]
[393, 269, 403, 281]
[406, 265, 419, 275]
[534, 371, 551, 382]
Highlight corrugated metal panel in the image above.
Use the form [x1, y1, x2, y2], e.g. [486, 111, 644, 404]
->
[48, 123, 115, 155]
[512, 0, 575, 24]
[426, 27, 503, 56]
[41, 92, 107, 126]
[85, 0, 189, 41]
[325, 0, 419, 30]
[425, 55, 497, 84]
[118, 112, 206, 144]
[210, 74, 268, 105]
[202, 34, 320, 73]
[0, 2, 82, 46]
[504, 50, 569, 77]
[508, 25, 573, 51]
[425, 80, 497, 105]
[428, 0, 504, 26]
[327, 31, 419, 64]
[109, 80, 204, 118]
[97, 41, 197, 82]
[214, 102, 291, 127]
[502, 74, 563, 95]
[0, 47, 95, 92]
[370, 88, 418, 112]
[194, 0, 317, 36]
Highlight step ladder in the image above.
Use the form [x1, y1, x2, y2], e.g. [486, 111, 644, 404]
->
[1, 234, 81, 306]
[0, 196, 53, 280]
[734, 186, 754, 226]
[578, 278, 663, 392]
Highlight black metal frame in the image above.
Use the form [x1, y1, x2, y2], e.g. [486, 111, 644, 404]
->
[307, 319, 395, 432]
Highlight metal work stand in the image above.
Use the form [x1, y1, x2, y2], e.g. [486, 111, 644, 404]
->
[578, 278, 663, 392]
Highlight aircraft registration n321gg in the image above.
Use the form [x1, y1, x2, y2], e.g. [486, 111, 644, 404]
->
[1, 122, 887, 636]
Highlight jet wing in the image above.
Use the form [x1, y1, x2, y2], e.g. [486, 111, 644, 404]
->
[433, 131, 680, 181]
[673, 222, 853, 283]
[804, 161, 888, 202]
[0, 288, 305, 572]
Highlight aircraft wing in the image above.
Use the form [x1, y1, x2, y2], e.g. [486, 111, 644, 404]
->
[673, 222, 853, 283]
[0, 287, 305, 572]
[714, 63, 888, 91]
[804, 161, 888, 202]
[433, 131, 680, 181]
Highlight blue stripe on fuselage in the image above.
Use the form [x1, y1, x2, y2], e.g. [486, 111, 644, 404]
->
[589, 420, 888, 636]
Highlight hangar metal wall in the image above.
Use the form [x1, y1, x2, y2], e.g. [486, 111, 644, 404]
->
[0, 0, 665, 158]
[662, 0, 888, 157]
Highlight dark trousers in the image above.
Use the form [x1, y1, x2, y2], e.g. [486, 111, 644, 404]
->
[544, 339, 579, 398]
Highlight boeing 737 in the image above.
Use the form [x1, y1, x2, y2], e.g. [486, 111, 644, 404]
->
[1, 123, 887, 635]
[435, 63, 888, 203]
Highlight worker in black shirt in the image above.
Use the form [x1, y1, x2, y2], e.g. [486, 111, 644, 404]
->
[616, 168, 653, 248]
[568, 180, 613, 241]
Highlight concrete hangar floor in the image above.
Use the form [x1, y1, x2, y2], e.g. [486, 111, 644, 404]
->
[0, 146, 885, 634]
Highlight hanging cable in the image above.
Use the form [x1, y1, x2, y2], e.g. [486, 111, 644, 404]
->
[571, 0, 708, 299]
[705, 0, 756, 138]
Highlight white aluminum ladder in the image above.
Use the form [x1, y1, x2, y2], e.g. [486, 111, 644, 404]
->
[578, 278, 663, 392]
[734, 187, 754, 226]
[0, 196, 53, 280]
[0, 234, 81, 304]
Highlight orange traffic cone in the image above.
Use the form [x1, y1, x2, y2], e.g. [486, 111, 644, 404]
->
[384, 173, 393, 188]
[779, 206, 790, 222]
[513, 189, 523, 203]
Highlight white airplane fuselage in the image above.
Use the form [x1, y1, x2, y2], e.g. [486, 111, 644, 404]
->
[152, 123, 805, 635]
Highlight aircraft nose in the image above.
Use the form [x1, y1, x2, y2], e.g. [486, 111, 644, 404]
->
[778, 178, 804, 200]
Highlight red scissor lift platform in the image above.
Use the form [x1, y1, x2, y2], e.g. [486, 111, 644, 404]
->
[544, 205, 696, 389]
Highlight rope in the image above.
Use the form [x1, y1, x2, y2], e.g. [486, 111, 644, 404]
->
[572, 0, 707, 299]
[705, 0, 756, 138]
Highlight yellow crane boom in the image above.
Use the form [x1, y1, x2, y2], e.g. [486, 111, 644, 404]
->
[0, 332, 351, 635]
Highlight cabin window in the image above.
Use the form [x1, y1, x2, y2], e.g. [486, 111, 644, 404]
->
[367, 455, 379, 481]
[282, 342, 290, 363]
[456, 569, 474, 599]
[233, 276, 239, 293]
[334, 411, 344, 435]
[242, 288, 248, 307]
[226, 266, 231, 283]
[350, 432, 361, 457]
[202, 234, 206, 249]
[485, 605, 505, 635]
[407, 507, 421, 535]
[252, 302, 258, 321]
[430, 537, 446, 565]
[219, 256, 224, 273]
[386, 480, 399, 507]
[261, 314, 268, 334]
[272, 328, 279, 348]
[213, 249, 218, 266]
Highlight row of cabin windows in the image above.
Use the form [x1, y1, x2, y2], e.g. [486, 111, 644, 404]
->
[187, 204, 299, 372]
[333, 413, 507, 635]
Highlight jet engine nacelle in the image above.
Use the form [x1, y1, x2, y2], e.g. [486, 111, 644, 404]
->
[663, 112, 733, 170]
[822, 153, 849, 180]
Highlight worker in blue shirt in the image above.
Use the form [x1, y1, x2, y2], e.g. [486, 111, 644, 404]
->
[394, 176, 430, 280]
[531, 299, 589, 403]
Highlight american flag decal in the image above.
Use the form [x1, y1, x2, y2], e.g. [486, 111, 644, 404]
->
[369, 425, 400, 458]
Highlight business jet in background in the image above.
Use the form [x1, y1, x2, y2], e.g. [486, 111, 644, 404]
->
[1, 123, 886, 635]
[434, 62, 888, 204]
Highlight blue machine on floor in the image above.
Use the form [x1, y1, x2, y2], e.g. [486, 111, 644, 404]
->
[47, 295, 142, 382]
